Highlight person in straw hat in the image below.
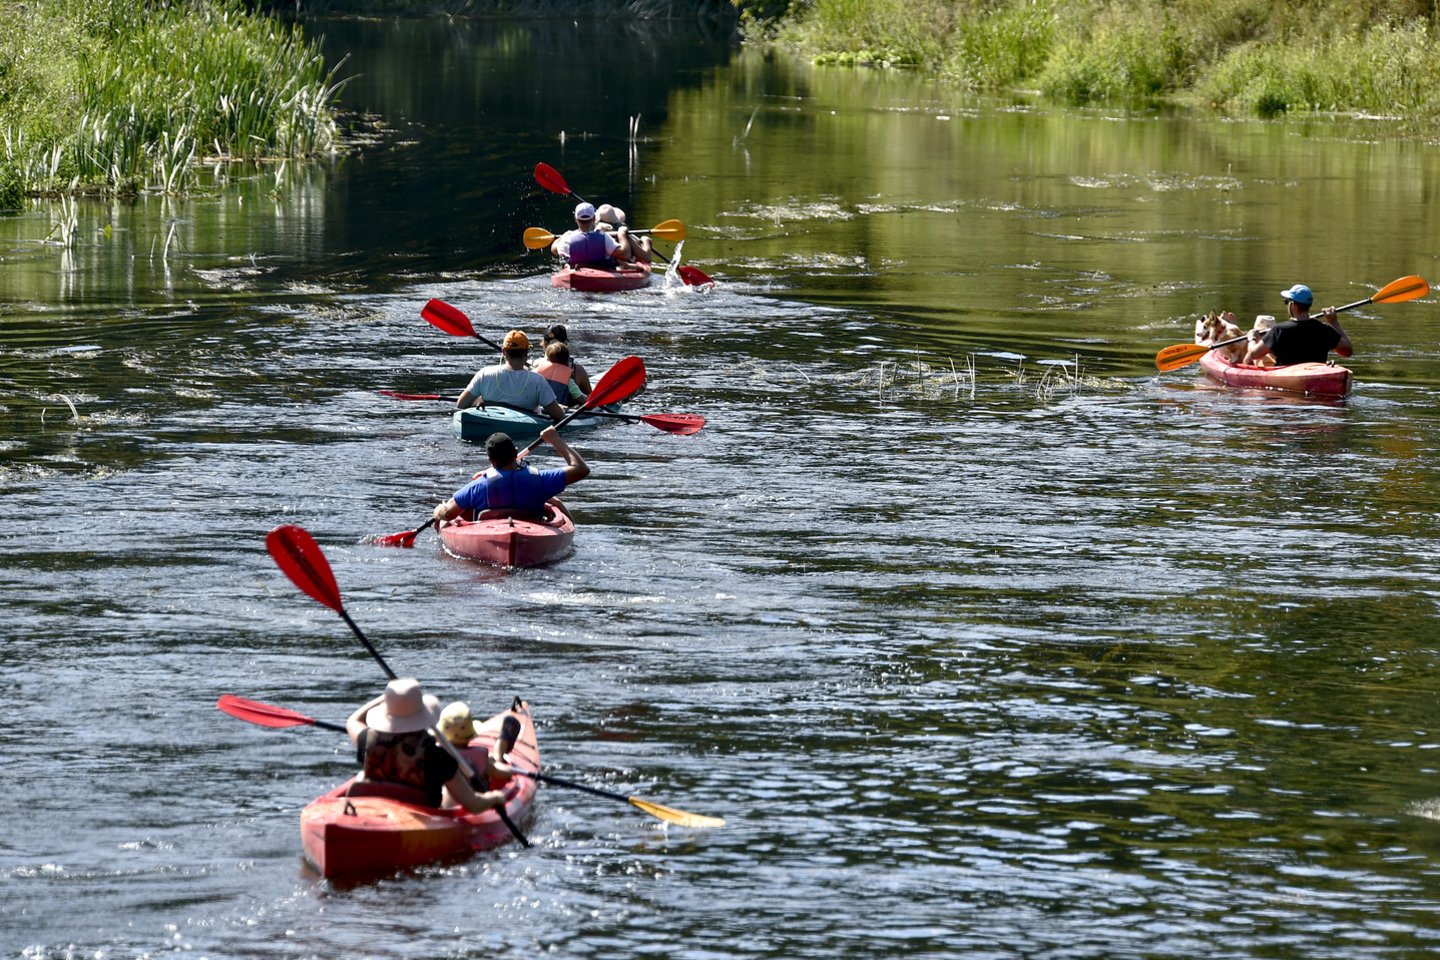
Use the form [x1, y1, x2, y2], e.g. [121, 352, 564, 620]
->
[345, 677, 507, 813]
[438, 701, 515, 798]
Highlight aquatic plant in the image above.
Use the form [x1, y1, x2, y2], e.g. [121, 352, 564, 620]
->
[0, 0, 342, 198]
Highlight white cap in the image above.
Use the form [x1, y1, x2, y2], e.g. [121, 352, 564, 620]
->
[574, 202, 596, 221]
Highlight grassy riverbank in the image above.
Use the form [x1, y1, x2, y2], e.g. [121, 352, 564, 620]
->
[740, 0, 1440, 121]
[0, 0, 341, 207]
[263, 0, 733, 12]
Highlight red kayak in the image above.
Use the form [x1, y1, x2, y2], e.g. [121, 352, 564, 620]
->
[300, 701, 539, 878]
[438, 499, 574, 568]
[552, 260, 652, 292]
[1200, 351, 1352, 398]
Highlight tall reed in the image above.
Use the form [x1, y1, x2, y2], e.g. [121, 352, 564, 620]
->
[0, 0, 342, 199]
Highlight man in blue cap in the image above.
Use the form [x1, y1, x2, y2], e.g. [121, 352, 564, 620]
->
[1244, 283, 1353, 366]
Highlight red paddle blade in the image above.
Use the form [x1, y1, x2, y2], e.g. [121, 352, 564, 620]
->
[678, 265, 715, 288]
[266, 525, 344, 612]
[378, 390, 444, 401]
[217, 694, 316, 729]
[421, 299, 477, 338]
[373, 517, 434, 548]
[586, 355, 646, 409]
[641, 413, 705, 435]
[534, 162, 571, 197]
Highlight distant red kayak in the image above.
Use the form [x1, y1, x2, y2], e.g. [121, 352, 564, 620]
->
[300, 701, 539, 878]
[552, 260, 652, 292]
[438, 499, 574, 568]
[1200, 351, 1352, 398]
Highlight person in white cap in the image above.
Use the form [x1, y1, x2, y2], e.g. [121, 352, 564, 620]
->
[1244, 283, 1352, 366]
[550, 201, 650, 266]
[345, 677, 508, 813]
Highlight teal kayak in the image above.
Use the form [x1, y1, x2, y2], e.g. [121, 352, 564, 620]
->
[452, 405, 611, 442]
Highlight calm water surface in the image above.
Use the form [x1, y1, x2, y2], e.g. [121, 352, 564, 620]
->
[6, 16, 1440, 960]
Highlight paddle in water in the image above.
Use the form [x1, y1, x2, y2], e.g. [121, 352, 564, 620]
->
[1154, 275, 1429, 371]
[377, 386, 705, 435]
[264, 524, 530, 847]
[217, 694, 724, 828]
[532, 162, 716, 288]
[373, 354, 648, 547]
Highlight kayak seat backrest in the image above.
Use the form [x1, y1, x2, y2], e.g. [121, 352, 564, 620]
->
[477, 507, 550, 523]
[345, 779, 434, 807]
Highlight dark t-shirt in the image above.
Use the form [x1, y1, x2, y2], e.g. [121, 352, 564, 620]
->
[1263, 318, 1342, 365]
[355, 728, 459, 807]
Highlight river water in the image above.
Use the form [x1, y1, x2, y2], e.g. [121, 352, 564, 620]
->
[6, 14, 1440, 960]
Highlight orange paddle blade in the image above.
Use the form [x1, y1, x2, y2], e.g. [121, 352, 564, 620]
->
[523, 227, 556, 250]
[1154, 342, 1213, 372]
[1373, 274, 1429, 303]
[628, 796, 725, 828]
[641, 219, 685, 241]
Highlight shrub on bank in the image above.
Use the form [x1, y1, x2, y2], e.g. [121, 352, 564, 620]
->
[0, 0, 341, 198]
[1196, 20, 1440, 117]
[759, 0, 1440, 120]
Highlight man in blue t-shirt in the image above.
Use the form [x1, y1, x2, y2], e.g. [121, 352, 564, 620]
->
[1244, 283, 1353, 366]
[431, 427, 590, 523]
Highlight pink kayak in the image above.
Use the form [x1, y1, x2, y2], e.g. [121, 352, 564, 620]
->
[552, 260, 652, 292]
[1200, 351, 1352, 398]
[438, 499, 574, 568]
[300, 700, 539, 878]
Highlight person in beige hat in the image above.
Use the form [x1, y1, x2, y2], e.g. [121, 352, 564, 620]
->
[595, 203, 652, 264]
[455, 328, 566, 419]
[344, 678, 507, 813]
[438, 701, 515, 798]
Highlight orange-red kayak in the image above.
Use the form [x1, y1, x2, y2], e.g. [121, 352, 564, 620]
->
[552, 260, 652, 292]
[438, 499, 574, 568]
[300, 701, 539, 878]
[1200, 351, 1352, 398]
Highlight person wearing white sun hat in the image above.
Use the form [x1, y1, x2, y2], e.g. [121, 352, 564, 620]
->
[1245, 283, 1353, 366]
[344, 678, 507, 813]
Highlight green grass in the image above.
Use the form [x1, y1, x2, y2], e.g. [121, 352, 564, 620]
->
[762, 0, 1440, 121]
[0, 0, 342, 202]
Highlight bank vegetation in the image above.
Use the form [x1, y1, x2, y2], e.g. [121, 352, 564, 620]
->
[0, 0, 342, 208]
[735, 0, 1440, 124]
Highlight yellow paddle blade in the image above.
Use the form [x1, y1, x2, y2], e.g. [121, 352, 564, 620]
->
[523, 227, 556, 250]
[1154, 342, 1212, 372]
[646, 219, 685, 241]
[628, 796, 725, 828]
[1374, 274, 1429, 303]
